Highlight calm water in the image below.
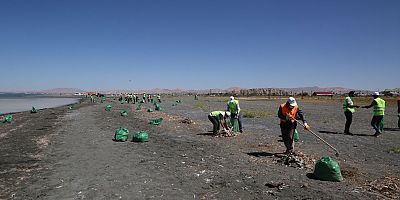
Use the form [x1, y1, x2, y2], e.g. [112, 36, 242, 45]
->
[0, 94, 80, 114]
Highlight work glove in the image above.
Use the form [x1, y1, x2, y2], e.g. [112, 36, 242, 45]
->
[303, 122, 310, 130]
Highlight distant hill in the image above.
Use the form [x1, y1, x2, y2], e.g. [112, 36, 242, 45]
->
[37, 88, 86, 94]
[24, 86, 376, 95]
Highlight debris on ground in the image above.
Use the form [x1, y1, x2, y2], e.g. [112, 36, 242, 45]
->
[265, 182, 289, 191]
[180, 118, 195, 124]
[367, 177, 400, 199]
[277, 152, 315, 169]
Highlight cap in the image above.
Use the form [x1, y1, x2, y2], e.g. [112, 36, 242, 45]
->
[287, 97, 297, 107]
[373, 92, 380, 96]
[229, 96, 234, 102]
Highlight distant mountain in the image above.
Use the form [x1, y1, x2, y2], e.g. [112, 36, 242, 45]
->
[37, 88, 86, 94]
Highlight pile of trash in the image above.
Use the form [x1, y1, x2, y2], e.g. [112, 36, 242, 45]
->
[277, 152, 315, 169]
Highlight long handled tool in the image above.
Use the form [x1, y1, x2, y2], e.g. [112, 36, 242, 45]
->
[294, 119, 340, 157]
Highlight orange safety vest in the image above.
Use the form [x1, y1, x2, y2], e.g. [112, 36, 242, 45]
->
[280, 103, 298, 123]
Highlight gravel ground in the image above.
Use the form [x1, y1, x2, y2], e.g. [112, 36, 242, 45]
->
[1, 95, 399, 199]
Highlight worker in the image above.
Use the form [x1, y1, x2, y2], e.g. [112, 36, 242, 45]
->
[226, 96, 243, 133]
[398, 96, 400, 128]
[157, 94, 161, 103]
[343, 91, 360, 135]
[278, 97, 310, 155]
[208, 111, 231, 136]
[362, 92, 385, 137]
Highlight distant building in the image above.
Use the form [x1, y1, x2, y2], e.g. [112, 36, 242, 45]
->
[312, 92, 334, 96]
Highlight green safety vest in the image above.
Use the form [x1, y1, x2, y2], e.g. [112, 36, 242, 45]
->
[342, 96, 355, 113]
[210, 111, 225, 119]
[227, 100, 239, 113]
[373, 98, 385, 116]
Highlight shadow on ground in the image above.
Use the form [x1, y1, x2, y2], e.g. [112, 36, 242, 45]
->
[319, 130, 373, 137]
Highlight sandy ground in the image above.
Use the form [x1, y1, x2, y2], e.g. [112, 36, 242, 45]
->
[1, 96, 399, 200]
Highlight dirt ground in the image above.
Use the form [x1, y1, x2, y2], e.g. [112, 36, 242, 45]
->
[1, 95, 399, 200]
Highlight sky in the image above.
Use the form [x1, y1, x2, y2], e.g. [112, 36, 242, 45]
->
[0, 0, 399, 92]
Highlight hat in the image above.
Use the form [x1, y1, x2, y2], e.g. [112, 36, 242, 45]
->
[229, 96, 234, 102]
[225, 111, 231, 116]
[287, 97, 297, 107]
[373, 92, 380, 96]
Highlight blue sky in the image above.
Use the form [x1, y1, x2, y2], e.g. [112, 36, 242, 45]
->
[0, 0, 399, 92]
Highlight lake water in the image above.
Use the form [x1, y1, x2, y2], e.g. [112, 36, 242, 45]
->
[0, 94, 80, 114]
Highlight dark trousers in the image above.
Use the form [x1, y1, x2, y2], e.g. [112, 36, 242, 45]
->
[371, 115, 384, 133]
[344, 110, 353, 133]
[208, 115, 220, 134]
[232, 113, 243, 131]
[280, 126, 295, 153]
[398, 114, 400, 128]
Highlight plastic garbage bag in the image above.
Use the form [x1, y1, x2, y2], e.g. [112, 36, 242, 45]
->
[3, 115, 13, 123]
[314, 156, 343, 182]
[147, 108, 153, 112]
[105, 105, 112, 111]
[149, 118, 163, 125]
[114, 127, 129, 142]
[155, 103, 163, 111]
[120, 110, 128, 117]
[132, 131, 149, 142]
[31, 107, 37, 113]
[230, 118, 239, 132]
[294, 129, 299, 142]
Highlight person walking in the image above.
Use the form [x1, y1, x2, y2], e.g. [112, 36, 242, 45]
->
[227, 96, 243, 133]
[343, 91, 360, 135]
[208, 111, 231, 136]
[362, 92, 386, 137]
[397, 96, 400, 128]
[278, 97, 310, 155]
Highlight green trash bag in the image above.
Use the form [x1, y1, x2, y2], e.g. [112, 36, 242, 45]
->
[230, 118, 239, 132]
[120, 110, 128, 117]
[105, 105, 112, 111]
[149, 118, 163, 125]
[147, 108, 153, 112]
[379, 117, 384, 132]
[114, 127, 129, 142]
[314, 156, 343, 182]
[155, 103, 163, 111]
[294, 129, 299, 142]
[132, 131, 149, 142]
[176, 100, 182, 103]
[172, 103, 178, 106]
[31, 107, 38, 113]
[3, 115, 13, 123]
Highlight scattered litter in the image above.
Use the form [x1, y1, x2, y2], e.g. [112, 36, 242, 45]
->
[367, 177, 400, 199]
[180, 118, 194, 124]
[265, 182, 289, 190]
[275, 152, 315, 169]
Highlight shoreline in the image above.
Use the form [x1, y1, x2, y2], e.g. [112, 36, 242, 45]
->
[0, 97, 82, 116]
